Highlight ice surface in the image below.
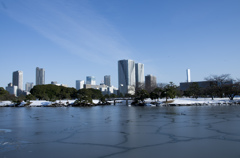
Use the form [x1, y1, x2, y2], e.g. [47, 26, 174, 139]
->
[0, 105, 240, 158]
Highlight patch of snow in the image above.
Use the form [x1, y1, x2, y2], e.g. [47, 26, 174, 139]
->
[93, 99, 100, 104]
[0, 101, 13, 106]
[145, 97, 240, 106]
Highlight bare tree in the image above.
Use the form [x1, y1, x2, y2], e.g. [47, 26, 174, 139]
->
[224, 79, 240, 100]
[157, 83, 168, 89]
[204, 74, 232, 84]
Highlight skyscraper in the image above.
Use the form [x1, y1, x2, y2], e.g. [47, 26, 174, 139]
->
[12, 70, 23, 90]
[36, 67, 45, 85]
[25, 82, 34, 92]
[104, 75, 111, 87]
[86, 76, 96, 85]
[187, 69, 191, 82]
[135, 63, 144, 88]
[76, 80, 84, 90]
[118, 59, 136, 95]
[145, 74, 157, 92]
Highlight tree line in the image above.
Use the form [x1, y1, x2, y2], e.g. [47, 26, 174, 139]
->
[0, 84, 117, 106]
[1, 74, 239, 105]
[132, 81, 179, 105]
[131, 74, 240, 105]
[0, 87, 16, 101]
[183, 74, 240, 100]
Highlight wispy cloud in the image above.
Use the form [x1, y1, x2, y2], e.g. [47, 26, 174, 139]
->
[0, 0, 131, 64]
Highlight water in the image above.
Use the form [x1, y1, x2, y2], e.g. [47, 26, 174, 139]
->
[1, 104, 240, 158]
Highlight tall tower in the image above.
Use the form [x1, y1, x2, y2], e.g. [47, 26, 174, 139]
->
[187, 69, 191, 82]
[104, 75, 111, 87]
[86, 76, 96, 85]
[36, 67, 45, 85]
[12, 70, 23, 90]
[135, 63, 144, 88]
[76, 80, 84, 90]
[118, 59, 135, 95]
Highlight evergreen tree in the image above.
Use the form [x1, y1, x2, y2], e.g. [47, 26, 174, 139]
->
[186, 82, 201, 99]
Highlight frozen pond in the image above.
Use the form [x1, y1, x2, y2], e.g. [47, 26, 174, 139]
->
[1, 104, 240, 158]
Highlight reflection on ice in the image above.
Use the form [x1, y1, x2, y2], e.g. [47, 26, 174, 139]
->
[0, 129, 12, 133]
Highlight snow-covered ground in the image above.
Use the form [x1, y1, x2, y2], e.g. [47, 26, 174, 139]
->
[1, 98, 240, 107]
[145, 97, 240, 105]
[0, 99, 101, 107]
[0, 101, 12, 106]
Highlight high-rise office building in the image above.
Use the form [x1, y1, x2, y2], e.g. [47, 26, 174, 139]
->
[36, 67, 45, 85]
[145, 74, 157, 92]
[86, 76, 96, 85]
[76, 80, 84, 90]
[187, 69, 191, 82]
[118, 59, 136, 95]
[135, 63, 144, 88]
[25, 82, 34, 92]
[104, 75, 111, 87]
[12, 70, 23, 90]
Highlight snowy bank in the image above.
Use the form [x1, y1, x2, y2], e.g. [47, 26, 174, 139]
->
[0, 101, 13, 106]
[145, 97, 240, 106]
[0, 99, 101, 107]
[1, 98, 240, 107]
[171, 98, 240, 105]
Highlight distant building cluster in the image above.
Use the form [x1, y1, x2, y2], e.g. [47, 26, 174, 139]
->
[5, 67, 45, 96]
[4, 60, 215, 98]
[75, 75, 118, 96]
[118, 59, 157, 95]
[6, 70, 24, 96]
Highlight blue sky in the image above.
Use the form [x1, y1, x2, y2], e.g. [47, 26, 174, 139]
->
[1, 0, 240, 89]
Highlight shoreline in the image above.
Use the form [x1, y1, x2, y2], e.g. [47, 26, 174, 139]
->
[1, 97, 240, 107]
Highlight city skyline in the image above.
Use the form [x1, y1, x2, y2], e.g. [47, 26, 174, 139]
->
[1, 0, 240, 88]
[1, 59, 240, 91]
